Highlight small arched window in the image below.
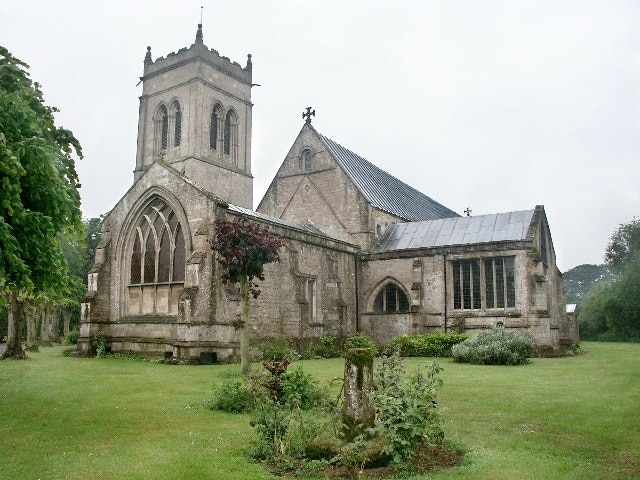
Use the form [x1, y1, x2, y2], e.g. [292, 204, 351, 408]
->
[157, 105, 169, 151]
[223, 109, 238, 162]
[171, 102, 182, 147]
[210, 105, 222, 150]
[128, 198, 186, 315]
[373, 283, 410, 313]
[303, 150, 312, 172]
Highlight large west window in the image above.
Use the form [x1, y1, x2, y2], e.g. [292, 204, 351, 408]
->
[373, 282, 410, 313]
[128, 199, 186, 315]
[452, 257, 516, 310]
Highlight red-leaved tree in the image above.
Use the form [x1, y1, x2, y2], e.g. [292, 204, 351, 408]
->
[209, 218, 283, 373]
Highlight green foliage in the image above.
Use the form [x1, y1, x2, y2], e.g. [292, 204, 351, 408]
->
[61, 346, 76, 357]
[605, 217, 640, 273]
[344, 332, 378, 356]
[562, 263, 614, 304]
[579, 255, 640, 342]
[389, 332, 469, 357]
[89, 332, 107, 357]
[260, 340, 296, 362]
[366, 355, 444, 465]
[310, 335, 341, 358]
[64, 329, 79, 345]
[0, 47, 83, 297]
[282, 365, 328, 410]
[207, 376, 257, 413]
[452, 328, 533, 365]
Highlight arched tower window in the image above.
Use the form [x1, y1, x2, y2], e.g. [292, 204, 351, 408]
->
[223, 109, 238, 163]
[156, 105, 169, 151]
[373, 282, 410, 313]
[210, 104, 223, 151]
[171, 101, 182, 147]
[128, 198, 186, 315]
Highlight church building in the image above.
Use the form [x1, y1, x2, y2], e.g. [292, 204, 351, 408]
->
[78, 26, 576, 361]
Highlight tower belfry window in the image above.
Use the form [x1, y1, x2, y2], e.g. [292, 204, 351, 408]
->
[158, 105, 169, 150]
[210, 107, 220, 150]
[173, 103, 182, 147]
[223, 109, 238, 164]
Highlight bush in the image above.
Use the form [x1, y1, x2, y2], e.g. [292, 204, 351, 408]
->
[90, 332, 108, 357]
[389, 332, 469, 357]
[452, 328, 533, 365]
[207, 375, 258, 413]
[61, 346, 76, 357]
[64, 330, 79, 345]
[366, 355, 444, 465]
[282, 365, 329, 410]
[344, 332, 378, 356]
[310, 335, 341, 358]
[260, 340, 297, 361]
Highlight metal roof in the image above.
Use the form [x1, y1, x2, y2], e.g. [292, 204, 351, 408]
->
[227, 204, 329, 237]
[371, 209, 535, 253]
[319, 134, 460, 221]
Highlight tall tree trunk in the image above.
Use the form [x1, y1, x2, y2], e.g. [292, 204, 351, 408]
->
[2, 292, 28, 360]
[49, 307, 60, 343]
[25, 304, 40, 352]
[239, 278, 251, 375]
[63, 308, 70, 337]
[40, 304, 51, 346]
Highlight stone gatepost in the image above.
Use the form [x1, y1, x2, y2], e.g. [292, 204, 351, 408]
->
[343, 348, 375, 438]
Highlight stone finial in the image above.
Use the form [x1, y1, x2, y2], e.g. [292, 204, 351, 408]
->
[144, 46, 152, 64]
[246, 53, 252, 68]
[195, 23, 203, 43]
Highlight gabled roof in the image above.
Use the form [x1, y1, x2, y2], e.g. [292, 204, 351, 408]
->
[371, 209, 535, 253]
[319, 134, 460, 222]
[228, 204, 329, 237]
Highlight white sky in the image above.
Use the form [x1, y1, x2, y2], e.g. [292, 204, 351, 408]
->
[2, 0, 639, 272]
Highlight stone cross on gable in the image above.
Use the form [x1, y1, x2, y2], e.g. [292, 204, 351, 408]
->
[464, 208, 472, 217]
[302, 107, 315, 124]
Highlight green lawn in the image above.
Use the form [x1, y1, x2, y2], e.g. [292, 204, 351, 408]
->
[0, 343, 638, 479]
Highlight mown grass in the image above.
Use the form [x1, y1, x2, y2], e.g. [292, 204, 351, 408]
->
[0, 342, 638, 479]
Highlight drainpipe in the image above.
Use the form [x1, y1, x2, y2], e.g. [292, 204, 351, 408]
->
[443, 249, 449, 333]
[354, 252, 360, 333]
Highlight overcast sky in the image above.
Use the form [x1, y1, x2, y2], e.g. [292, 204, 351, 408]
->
[2, 0, 639, 271]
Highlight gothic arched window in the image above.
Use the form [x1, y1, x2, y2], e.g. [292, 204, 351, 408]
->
[373, 282, 410, 313]
[210, 104, 222, 151]
[171, 101, 182, 147]
[156, 105, 169, 151]
[303, 149, 312, 172]
[128, 198, 186, 315]
[223, 109, 238, 162]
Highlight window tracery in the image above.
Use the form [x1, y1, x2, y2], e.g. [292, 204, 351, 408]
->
[128, 198, 186, 315]
[373, 282, 410, 313]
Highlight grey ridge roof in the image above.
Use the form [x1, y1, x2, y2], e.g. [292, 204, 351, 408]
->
[371, 209, 535, 253]
[228, 204, 329, 237]
[319, 134, 460, 222]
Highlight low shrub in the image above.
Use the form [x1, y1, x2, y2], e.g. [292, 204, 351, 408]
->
[344, 332, 378, 356]
[90, 332, 108, 357]
[389, 332, 469, 357]
[64, 330, 79, 345]
[451, 328, 533, 365]
[61, 346, 76, 357]
[260, 340, 297, 361]
[282, 365, 329, 410]
[207, 376, 257, 413]
[310, 335, 341, 358]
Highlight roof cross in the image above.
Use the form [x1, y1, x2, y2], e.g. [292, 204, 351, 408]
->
[464, 207, 472, 217]
[302, 106, 315, 124]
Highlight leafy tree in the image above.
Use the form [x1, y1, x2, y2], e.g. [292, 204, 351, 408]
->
[579, 255, 640, 341]
[209, 218, 283, 374]
[0, 47, 83, 359]
[605, 217, 640, 272]
[562, 264, 614, 304]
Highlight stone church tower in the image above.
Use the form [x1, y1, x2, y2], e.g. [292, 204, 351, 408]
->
[134, 24, 254, 208]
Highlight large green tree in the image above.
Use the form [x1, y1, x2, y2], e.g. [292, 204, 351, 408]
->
[580, 217, 640, 341]
[0, 47, 83, 359]
[209, 218, 282, 374]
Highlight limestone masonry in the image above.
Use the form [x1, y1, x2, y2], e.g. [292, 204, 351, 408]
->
[78, 25, 577, 362]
